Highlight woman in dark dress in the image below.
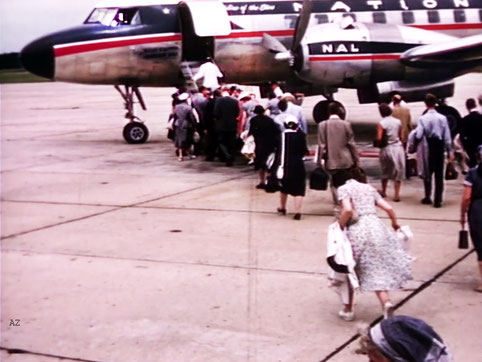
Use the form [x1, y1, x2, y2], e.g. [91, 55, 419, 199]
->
[276, 115, 309, 220]
[461, 145, 482, 293]
[248, 105, 280, 188]
[174, 93, 197, 161]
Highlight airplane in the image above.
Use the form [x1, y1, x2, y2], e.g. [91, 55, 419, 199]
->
[20, 0, 482, 144]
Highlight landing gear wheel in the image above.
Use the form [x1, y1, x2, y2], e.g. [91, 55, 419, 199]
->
[123, 122, 149, 144]
[312, 100, 346, 123]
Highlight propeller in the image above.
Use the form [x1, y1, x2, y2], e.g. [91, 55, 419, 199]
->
[262, 0, 313, 64]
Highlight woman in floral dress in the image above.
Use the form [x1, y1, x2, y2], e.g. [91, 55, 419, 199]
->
[336, 175, 412, 321]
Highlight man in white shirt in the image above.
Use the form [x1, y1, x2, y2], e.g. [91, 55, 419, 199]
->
[192, 57, 223, 91]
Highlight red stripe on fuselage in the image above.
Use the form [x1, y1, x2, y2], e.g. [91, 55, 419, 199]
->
[54, 34, 182, 57]
[309, 54, 401, 61]
[53, 22, 480, 57]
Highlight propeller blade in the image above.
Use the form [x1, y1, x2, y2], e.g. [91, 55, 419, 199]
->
[262, 33, 289, 53]
[291, 0, 312, 51]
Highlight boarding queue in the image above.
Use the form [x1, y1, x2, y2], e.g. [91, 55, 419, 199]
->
[165, 87, 482, 361]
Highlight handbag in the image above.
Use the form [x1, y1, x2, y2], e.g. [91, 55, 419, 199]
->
[241, 135, 255, 158]
[265, 173, 281, 193]
[266, 152, 276, 171]
[167, 128, 175, 141]
[406, 158, 418, 178]
[310, 167, 329, 190]
[458, 224, 469, 249]
[445, 161, 458, 180]
[373, 128, 388, 148]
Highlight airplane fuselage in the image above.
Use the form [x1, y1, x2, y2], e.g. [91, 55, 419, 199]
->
[21, 0, 481, 90]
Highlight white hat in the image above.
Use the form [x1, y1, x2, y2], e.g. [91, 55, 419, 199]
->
[178, 93, 189, 101]
[283, 114, 299, 126]
[238, 92, 251, 100]
[281, 92, 295, 102]
[273, 86, 284, 98]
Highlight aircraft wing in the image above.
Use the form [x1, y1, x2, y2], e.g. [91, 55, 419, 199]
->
[401, 34, 482, 69]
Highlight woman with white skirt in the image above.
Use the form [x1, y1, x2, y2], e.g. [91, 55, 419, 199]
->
[376, 103, 406, 202]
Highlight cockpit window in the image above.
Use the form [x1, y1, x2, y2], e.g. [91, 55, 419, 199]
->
[85, 8, 140, 26]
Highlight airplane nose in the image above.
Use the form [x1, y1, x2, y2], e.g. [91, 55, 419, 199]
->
[20, 37, 54, 79]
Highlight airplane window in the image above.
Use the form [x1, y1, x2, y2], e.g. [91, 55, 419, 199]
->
[315, 14, 329, 24]
[402, 11, 415, 24]
[427, 10, 440, 23]
[453, 10, 466, 23]
[284, 15, 298, 29]
[102, 9, 118, 26]
[85, 7, 140, 26]
[86, 8, 108, 24]
[373, 12, 387, 23]
[110, 8, 140, 26]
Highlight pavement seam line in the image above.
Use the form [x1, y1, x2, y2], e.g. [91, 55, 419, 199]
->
[0, 174, 249, 240]
[2, 247, 328, 277]
[318, 248, 476, 361]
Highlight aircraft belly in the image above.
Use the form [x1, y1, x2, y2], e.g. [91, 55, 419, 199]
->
[215, 39, 292, 84]
[55, 43, 182, 87]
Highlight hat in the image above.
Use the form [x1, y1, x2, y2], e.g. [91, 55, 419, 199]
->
[273, 86, 284, 98]
[178, 93, 189, 101]
[254, 105, 265, 115]
[238, 92, 251, 101]
[283, 115, 299, 129]
[369, 316, 452, 362]
[281, 92, 295, 102]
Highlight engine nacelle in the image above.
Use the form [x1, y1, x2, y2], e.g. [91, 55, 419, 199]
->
[294, 21, 455, 89]
[357, 80, 455, 104]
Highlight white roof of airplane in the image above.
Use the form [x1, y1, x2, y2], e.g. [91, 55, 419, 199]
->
[95, 0, 288, 8]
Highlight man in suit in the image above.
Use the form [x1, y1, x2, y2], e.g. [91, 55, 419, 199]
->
[214, 93, 240, 166]
[415, 94, 453, 208]
[317, 102, 359, 202]
[391, 94, 412, 144]
[460, 98, 482, 167]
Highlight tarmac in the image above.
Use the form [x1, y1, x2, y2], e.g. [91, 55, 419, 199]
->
[1, 74, 481, 361]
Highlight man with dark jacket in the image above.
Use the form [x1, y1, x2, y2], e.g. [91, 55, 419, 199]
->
[214, 93, 240, 166]
[460, 98, 482, 167]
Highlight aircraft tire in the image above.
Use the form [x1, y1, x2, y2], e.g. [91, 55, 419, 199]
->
[123, 122, 149, 144]
[312, 100, 346, 123]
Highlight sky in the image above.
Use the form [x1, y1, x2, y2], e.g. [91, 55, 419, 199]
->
[0, 1, 100, 53]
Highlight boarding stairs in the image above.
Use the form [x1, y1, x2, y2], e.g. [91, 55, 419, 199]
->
[180, 61, 202, 92]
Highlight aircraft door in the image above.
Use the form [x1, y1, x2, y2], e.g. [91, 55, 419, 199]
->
[177, 1, 231, 61]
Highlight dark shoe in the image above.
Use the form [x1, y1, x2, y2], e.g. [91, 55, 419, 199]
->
[421, 198, 432, 205]
[256, 183, 266, 189]
[277, 208, 286, 216]
[434, 202, 442, 208]
[226, 161, 233, 167]
[293, 213, 302, 220]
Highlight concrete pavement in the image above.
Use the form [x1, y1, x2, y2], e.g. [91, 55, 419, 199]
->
[1, 76, 481, 361]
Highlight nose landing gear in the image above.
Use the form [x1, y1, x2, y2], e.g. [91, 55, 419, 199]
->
[115, 85, 150, 144]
